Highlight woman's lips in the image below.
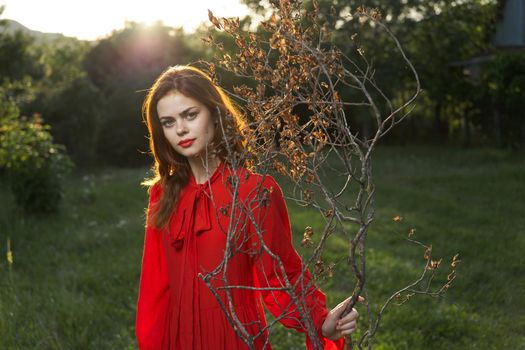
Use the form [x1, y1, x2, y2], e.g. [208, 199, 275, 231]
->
[178, 139, 195, 148]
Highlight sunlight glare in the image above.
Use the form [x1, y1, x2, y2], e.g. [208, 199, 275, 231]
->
[1, 0, 250, 40]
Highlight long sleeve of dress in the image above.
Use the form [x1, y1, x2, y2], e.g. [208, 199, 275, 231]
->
[136, 184, 171, 349]
[248, 176, 345, 350]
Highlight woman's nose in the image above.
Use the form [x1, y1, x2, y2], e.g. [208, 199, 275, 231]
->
[176, 121, 188, 135]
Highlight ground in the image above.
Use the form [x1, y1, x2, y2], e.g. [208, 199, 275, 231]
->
[1, 145, 523, 349]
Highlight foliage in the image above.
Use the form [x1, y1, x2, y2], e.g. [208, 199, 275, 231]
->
[1, 9, 103, 168]
[83, 22, 200, 165]
[0, 19, 43, 110]
[19, 36, 105, 167]
[476, 53, 525, 148]
[37, 76, 105, 166]
[404, 0, 498, 143]
[2, 1, 521, 169]
[0, 96, 73, 213]
[0, 28, 42, 82]
[240, 0, 503, 146]
[1, 15, 213, 167]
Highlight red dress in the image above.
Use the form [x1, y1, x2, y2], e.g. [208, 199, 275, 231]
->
[136, 161, 345, 350]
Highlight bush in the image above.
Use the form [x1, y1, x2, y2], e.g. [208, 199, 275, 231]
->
[0, 99, 73, 213]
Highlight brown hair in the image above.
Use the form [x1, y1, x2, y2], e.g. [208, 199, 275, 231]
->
[142, 65, 247, 229]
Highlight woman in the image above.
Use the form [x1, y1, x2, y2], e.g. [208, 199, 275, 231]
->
[136, 65, 359, 350]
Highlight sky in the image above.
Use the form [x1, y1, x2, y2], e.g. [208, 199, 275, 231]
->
[0, 0, 252, 40]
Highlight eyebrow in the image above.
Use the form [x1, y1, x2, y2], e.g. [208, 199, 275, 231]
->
[159, 106, 198, 119]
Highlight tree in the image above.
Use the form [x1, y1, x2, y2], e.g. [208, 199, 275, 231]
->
[477, 53, 525, 149]
[239, 1, 499, 145]
[0, 91, 72, 213]
[199, 3, 460, 349]
[0, 24, 41, 82]
[406, 0, 497, 143]
[83, 22, 199, 165]
[20, 36, 103, 166]
[0, 7, 43, 106]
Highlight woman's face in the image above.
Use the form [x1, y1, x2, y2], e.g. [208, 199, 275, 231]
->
[157, 91, 216, 159]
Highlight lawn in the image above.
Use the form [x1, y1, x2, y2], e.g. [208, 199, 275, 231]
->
[1, 146, 524, 349]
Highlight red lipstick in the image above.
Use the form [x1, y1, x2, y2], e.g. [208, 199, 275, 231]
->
[178, 138, 195, 148]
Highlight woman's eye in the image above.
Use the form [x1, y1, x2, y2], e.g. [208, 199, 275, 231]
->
[187, 111, 198, 120]
[161, 119, 175, 127]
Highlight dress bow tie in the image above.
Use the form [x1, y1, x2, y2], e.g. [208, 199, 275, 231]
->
[169, 183, 213, 250]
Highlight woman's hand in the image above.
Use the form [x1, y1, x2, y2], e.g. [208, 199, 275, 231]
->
[321, 296, 364, 341]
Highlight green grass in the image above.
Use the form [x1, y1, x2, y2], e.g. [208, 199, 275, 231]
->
[1, 146, 524, 349]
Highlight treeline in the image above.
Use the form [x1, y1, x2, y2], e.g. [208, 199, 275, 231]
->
[0, 20, 210, 167]
[255, 0, 525, 149]
[1, 0, 524, 172]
